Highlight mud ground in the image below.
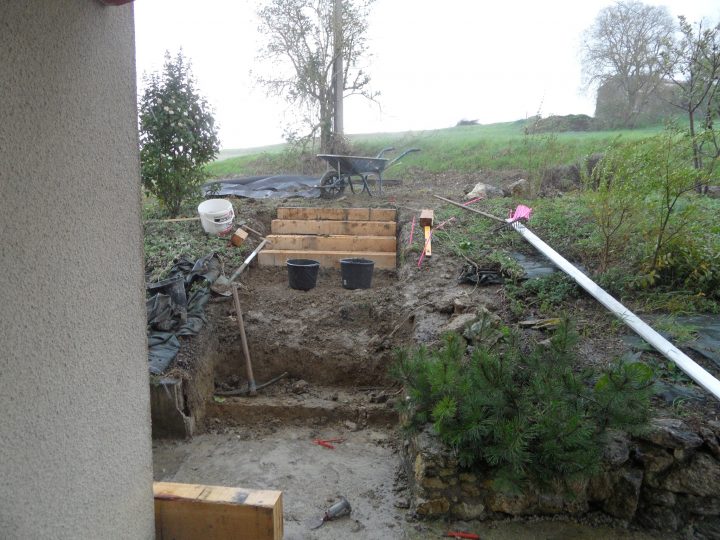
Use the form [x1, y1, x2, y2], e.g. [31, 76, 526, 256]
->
[152, 426, 662, 539]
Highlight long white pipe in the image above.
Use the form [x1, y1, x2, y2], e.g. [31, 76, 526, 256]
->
[511, 221, 720, 401]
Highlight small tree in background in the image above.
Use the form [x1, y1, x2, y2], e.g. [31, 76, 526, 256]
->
[139, 51, 220, 217]
[255, 0, 376, 153]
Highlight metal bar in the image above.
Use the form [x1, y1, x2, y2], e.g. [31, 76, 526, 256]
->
[437, 194, 720, 401]
[229, 238, 268, 282]
[433, 194, 506, 224]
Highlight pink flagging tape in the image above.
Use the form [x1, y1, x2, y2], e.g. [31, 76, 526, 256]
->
[408, 215, 416, 247]
[462, 197, 484, 206]
[510, 204, 532, 222]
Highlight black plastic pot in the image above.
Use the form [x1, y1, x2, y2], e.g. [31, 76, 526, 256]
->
[340, 258, 374, 290]
[287, 259, 320, 291]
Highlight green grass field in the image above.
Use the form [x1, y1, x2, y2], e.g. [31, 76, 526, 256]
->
[207, 120, 664, 178]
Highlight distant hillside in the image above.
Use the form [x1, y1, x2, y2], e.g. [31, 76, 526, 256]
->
[206, 120, 663, 179]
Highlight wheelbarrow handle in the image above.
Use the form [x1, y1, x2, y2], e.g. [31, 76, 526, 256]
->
[375, 147, 395, 158]
[386, 147, 421, 168]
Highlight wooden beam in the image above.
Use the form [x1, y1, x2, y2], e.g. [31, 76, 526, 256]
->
[271, 219, 396, 236]
[423, 225, 432, 257]
[258, 249, 396, 269]
[265, 234, 396, 252]
[154, 482, 282, 540]
[419, 209, 434, 227]
[276, 207, 396, 222]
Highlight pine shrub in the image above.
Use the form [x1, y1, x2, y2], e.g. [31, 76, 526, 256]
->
[392, 319, 653, 489]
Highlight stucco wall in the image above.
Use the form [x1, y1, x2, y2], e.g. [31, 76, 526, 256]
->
[0, 2, 154, 538]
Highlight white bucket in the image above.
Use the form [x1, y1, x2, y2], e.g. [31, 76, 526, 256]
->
[198, 199, 235, 236]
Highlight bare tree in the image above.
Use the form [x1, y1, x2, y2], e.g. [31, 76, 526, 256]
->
[256, 0, 376, 152]
[662, 17, 720, 176]
[582, 1, 675, 128]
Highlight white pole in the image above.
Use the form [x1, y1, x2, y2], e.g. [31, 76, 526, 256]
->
[511, 221, 720, 401]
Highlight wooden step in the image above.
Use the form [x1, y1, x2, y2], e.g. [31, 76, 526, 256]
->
[271, 219, 396, 236]
[266, 234, 396, 252]
[276, 207, 396, 221]
[258, 250, 396, 269]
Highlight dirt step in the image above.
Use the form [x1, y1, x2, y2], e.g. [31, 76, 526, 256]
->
[258, 249, 396, 269]
[207, 384, 399, 428]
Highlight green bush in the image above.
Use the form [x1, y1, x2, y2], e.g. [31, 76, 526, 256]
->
[392, 319, 653, 490]
[139, 51, 220, 217]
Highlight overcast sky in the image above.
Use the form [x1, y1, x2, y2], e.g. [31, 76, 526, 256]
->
[134, 0, 720, 150]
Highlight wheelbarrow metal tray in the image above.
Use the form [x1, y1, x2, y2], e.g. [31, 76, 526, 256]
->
[316, 154, 390, 175]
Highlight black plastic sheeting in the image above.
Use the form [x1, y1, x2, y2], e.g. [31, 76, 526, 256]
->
[204, 175, 321, 199]
[622, 314, 720, 404]
[146, 253, 220, 375]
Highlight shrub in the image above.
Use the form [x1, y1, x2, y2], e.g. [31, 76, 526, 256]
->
[392, 319, 653, 490]
[139, 51, 220, 217]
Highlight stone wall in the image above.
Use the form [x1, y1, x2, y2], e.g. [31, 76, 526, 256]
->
[404, 417, 720, 536]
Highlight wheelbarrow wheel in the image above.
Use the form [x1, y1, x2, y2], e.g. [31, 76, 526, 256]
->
[319, 170, 345, 199]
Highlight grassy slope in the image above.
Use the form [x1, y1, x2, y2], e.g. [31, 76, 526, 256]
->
[207, 121, 663, 178]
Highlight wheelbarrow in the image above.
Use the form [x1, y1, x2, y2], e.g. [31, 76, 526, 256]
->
[316, 147, 420, 199]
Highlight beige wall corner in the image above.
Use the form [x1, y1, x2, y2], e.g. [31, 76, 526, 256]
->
[0, 1, 154, 538]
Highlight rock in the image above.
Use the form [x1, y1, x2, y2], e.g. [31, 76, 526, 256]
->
[602, 468, 643, 520]
[588, 471, 613, 501]
[507, 178, 531, 198]
[642, 487, 676, 507]
[601, 429, 631, 467]
[421, 476, 447, 490]
[678, 494, 720, 516]
[459, 472, 477, 483]
[706, 186, 720, 199]
[452, 501, 485, 520]
[415, 497, 450, 516]
[700, 427, 720, 460]
[442, 313, 477, 335]
[693, 517, 720, 540]
[463, 307, 502, 346]
[461, 483, 481, 497]
[641, 418, 703, 449]
[453, 298, 474, 314]
[636, 504, 682, 531]
[292, 379, 310, 394]
[662, 452, 720, 497]
[486, 490, 538, 515]
[344, 420, 358, 431]
[465, 182, 505, 200]
[636, 444, 675, 474]
[394, 497, 410, 509]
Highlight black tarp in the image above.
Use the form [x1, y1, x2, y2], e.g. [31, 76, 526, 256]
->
[146, 253, 220, 374]
[204, 175, 321, 199]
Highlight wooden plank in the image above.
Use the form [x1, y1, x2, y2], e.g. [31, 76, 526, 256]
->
[258, 250, 396, 269]
[276, 207, 396, 222]
[265, 234, 396, 252]
[154, 481, 282, 540]
[271, 219, 396, 236]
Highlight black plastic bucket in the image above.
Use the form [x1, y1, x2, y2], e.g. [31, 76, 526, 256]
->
[340, 258, 374, 290]
[287, 259, 320, 291]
